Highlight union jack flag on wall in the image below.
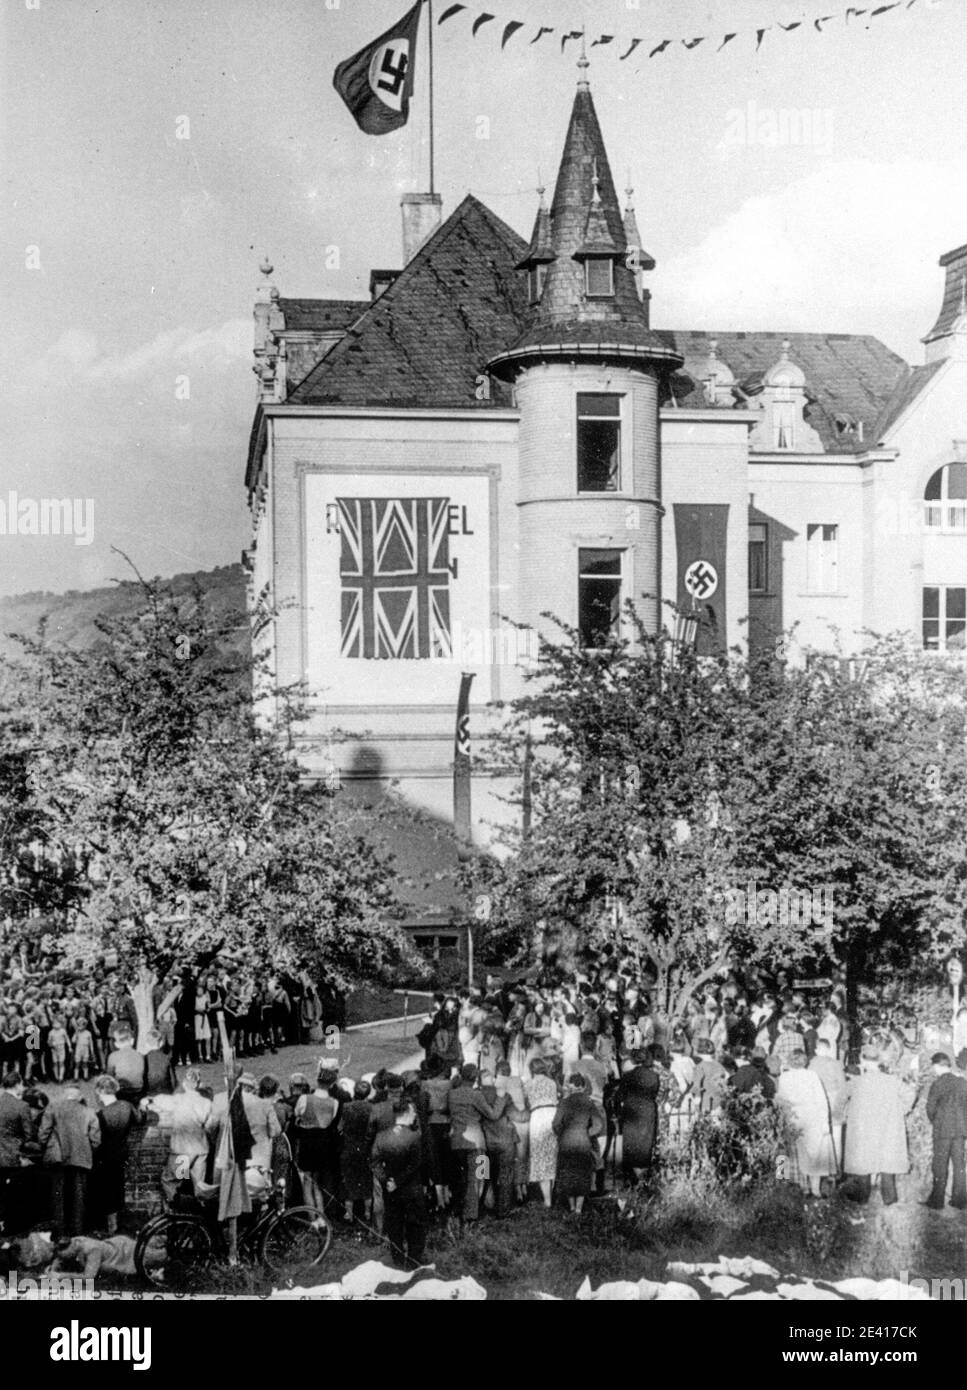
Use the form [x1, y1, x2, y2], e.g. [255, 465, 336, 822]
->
[338, 497, 453, 659]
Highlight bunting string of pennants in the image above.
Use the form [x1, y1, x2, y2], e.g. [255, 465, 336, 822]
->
[436, 0, 932, 60]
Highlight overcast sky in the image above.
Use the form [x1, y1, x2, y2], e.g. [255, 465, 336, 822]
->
[2, 0, 966, 597]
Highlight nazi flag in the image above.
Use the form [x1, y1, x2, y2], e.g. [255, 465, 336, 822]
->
[333, 1, 422, 135]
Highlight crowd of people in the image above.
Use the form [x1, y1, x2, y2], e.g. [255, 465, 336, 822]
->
[2, 941, 966, 1274]
[0, 932, 329, 1082]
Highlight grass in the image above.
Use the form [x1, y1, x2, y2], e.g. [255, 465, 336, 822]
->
[67, 1178, 965, 1300]
[262, 1179, 967, 1300]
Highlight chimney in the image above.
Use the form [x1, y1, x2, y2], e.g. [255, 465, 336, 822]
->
[923, 242, 967, 361]
[401, 192, 442, 264]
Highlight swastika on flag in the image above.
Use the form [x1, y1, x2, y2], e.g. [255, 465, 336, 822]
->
[684, 559, 719, 600]
[369, 40, 410, 111]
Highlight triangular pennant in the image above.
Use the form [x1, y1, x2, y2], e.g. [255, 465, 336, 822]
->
[682, 36, 705, 49]
[778, 20, 802, 29]
[471, 13, 495, 37]
[814, 15, 835, 30]
[620, 38, 642, 59]
[437, 3, 466, 22]
[591, 35, 614, 47]
[871, 2, 900, 12]
[755, 27, 769, 48]
[561, 29, 583, 51]
[717, 33, 737, 50]
[531, 25, 554, 43]
[845, 7, 868, 17]
[649, 38, 672, 57]
[501, 20, 524, 48]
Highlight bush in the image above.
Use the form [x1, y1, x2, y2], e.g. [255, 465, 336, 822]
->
[680, 1093, 786, 1185]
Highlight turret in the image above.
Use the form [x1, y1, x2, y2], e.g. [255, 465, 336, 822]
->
[487, 52, 682, 641]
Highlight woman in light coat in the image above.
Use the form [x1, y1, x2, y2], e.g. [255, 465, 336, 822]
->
[842, 1050, 915, 1205]
[776, 1050, 836, 1195]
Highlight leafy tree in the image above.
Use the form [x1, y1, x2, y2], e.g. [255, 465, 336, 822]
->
[737, 637, 967, 1024]
[0, 565, 415, 1046]
[473, 610, 967, 1028]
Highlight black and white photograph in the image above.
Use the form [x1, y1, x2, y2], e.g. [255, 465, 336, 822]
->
[1, 0, 966, 1354]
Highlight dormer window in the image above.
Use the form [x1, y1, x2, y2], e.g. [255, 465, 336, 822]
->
[585, 258, 614, 298]
[763, 343, 809, 452]
[528, 263, 548, 306]
[774, 399, 795, 449]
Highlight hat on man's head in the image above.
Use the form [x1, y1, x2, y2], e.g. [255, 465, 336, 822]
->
[238, 1072, 257, 1088]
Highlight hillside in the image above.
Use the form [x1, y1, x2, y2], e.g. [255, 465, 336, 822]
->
[0, 564, 249, 661]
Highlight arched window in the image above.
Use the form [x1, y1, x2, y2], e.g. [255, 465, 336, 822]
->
[924, 463, 967, 531]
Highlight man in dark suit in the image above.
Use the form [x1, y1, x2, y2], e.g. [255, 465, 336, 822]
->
[924, 1052, 967, 1210]
[0, 1070, 35, 1234]
[371, 1097, 428, 1268]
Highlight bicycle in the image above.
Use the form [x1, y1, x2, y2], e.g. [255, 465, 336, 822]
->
[133, 1174, 332, 1288]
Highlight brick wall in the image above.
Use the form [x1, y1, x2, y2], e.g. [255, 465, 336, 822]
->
[123, 1124, 169, 1222]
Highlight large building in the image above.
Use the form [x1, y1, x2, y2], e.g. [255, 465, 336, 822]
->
[244, 59, 967, 884]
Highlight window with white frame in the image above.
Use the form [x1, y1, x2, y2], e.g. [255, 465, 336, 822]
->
[578, 548, 622, 648]
[806, 523, 839, 593]
[923, 463, 967, 531]
[923, 586, 966, 652]
[577, 392, 622, 492]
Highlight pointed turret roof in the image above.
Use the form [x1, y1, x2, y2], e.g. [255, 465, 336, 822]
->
[489, 64, 680, 377]
[516, 185, 556, 269]
[622, 185, 655, 272]
[575, 160, 622, 257]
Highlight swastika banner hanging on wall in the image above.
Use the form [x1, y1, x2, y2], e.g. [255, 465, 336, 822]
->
[338, 497, 453, 659]
[332, 0, 422, 135]
[673, 503, 729, 656]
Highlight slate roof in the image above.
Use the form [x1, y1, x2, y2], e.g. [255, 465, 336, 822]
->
[278, 297, 367, 332]
[496, 83, 678, 369]
[287, 195, 528, 409]
[273, 222, 909, 452]
[517, 200, 555, 268]
[660, 330, 909, 452]
[870, 359, 946, 441]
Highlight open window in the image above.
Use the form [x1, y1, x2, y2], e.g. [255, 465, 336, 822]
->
[577, 392, 622, 492]
[578, 548, 622, 648]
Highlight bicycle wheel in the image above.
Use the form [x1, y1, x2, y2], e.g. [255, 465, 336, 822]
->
[135, 1213, 214, 1289]
[259, 1204, 331, 1275]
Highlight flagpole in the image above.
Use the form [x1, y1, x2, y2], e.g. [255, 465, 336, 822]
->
[427, 0, 435, 195]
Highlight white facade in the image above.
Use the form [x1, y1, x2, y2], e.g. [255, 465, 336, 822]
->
[244, 89, 967, 864]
